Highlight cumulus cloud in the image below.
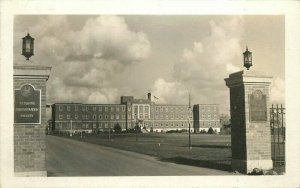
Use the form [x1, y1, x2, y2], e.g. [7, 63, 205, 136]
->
[14, 15, 151, 104]
[151, 17, 245, 109]
[270, 78, 285, 104]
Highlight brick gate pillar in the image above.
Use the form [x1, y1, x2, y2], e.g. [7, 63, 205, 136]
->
[225, 70, 273, 174]
[14, 64, 51, 176]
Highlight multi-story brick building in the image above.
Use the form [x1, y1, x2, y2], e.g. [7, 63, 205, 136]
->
[193, 104, 220, 133]
[52, 93, 220, 134]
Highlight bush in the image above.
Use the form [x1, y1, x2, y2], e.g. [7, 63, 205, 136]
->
[200, 129, 207, 134]
[207, 127, 215, 134]
[166, 129, 185, 133]
[113, 123, 122, 133]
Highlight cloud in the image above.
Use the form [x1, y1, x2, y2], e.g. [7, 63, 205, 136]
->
[69, 16, 151, 63]
[151, 17, 245, 110]
[270, 78, 285, 104]
[14, 15, 151, 104]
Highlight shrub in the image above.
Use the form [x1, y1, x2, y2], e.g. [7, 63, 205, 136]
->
[200, 129, 207, 134]
[207, 127, 215, 134]
[113, 123, 122, 133]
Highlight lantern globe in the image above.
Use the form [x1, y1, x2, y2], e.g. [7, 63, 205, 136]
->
[243, 46, 252, 70]
[22, 33, 35, 60]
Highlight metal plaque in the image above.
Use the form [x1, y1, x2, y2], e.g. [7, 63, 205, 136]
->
[14, 84, 41, 124]
[249, 90, 267, 122]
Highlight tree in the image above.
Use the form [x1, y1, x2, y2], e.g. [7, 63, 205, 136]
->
[207, 127, 215, 134]
[113, 123, 122, 133]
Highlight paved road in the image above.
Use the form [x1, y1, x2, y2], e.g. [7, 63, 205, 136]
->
[46, 136, 233, 176]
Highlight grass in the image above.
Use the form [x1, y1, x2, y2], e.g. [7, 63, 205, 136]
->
[54, 132, 285, 174]
[57, 133, 233, 172]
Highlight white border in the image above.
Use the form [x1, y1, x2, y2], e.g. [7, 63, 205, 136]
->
[1, 0, 300, 188]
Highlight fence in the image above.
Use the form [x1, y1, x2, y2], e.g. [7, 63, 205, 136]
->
[270, 104, 285, 167]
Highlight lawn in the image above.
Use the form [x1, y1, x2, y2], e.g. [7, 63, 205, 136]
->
[57, 133, 233, 172]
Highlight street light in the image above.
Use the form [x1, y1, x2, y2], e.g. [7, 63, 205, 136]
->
[243, 46, 252, 70]
[188, 94, 192, 149]
[22, 33, 34, 60]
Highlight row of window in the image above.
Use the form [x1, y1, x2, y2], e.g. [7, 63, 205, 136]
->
[58, 105, 128, 112]
[155, 106, 190, 113]
[57, 122, 127, 129]
[200, 114, 218, 120]
[200, 122, 219, 126]
[154, 114, 192, 120]
[58, 114, 130, 120]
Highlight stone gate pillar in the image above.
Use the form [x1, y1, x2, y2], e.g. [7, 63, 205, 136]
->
[225, 70, 273, 174]
[14, 64, 51, 176]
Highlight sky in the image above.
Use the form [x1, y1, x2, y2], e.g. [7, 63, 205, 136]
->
[13, 15, 285, 114]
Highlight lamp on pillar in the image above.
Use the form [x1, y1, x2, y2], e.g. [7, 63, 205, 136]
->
[243, 46, 252, 70]
[22, 33, 34, 60]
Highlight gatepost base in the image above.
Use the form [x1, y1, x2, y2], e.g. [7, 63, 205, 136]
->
[232, 159, 273, 174]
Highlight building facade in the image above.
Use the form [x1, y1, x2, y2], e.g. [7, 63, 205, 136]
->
[193, 104, 220, 133]
[52, 93, 219, 134]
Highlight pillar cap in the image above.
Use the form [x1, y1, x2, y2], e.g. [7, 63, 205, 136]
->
[225, 70, 273, 88]
[14, 64, 52, 80]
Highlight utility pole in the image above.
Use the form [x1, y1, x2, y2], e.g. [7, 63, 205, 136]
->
[188, 93, 191, 149]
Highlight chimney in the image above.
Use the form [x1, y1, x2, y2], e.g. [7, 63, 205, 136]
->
[147, 92, 151, 101]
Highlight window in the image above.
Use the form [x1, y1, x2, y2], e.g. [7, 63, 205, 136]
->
[116, 107, 119, 112]
[122, 115, 125, 120]
[99, 106, 102, 111]
[99, 115, 102, 119]
[160, 107, 163, 112]
[93, 124, 96, 129]
[59, 115, 63, 120]
[111, 107, 114, 112]
[139, 106, 144, 113]
[128, 107, 131, 112]
[122, 106, 125, 111]
[116, 115, 120, 120]
[75, 106, 78, 111]
[156, 107, 158, 112]
[105, 123, 108, 128]
[86, 106, 89, 111]
[105, 115, 108, 119]
[170, 114, 174, 119]
[75, 114, 78, 119]
[166, 115, 168, 119]
[67, 106, 70, 111]
[99, 123, 102, 128]
[105, 107, 108, 112]
[67, 114, 70, 119]
[166, 107, 168, 112]
[93, 107, 97, 111]
[59, 106, 63, 111]
[93, 114, 96, 120]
